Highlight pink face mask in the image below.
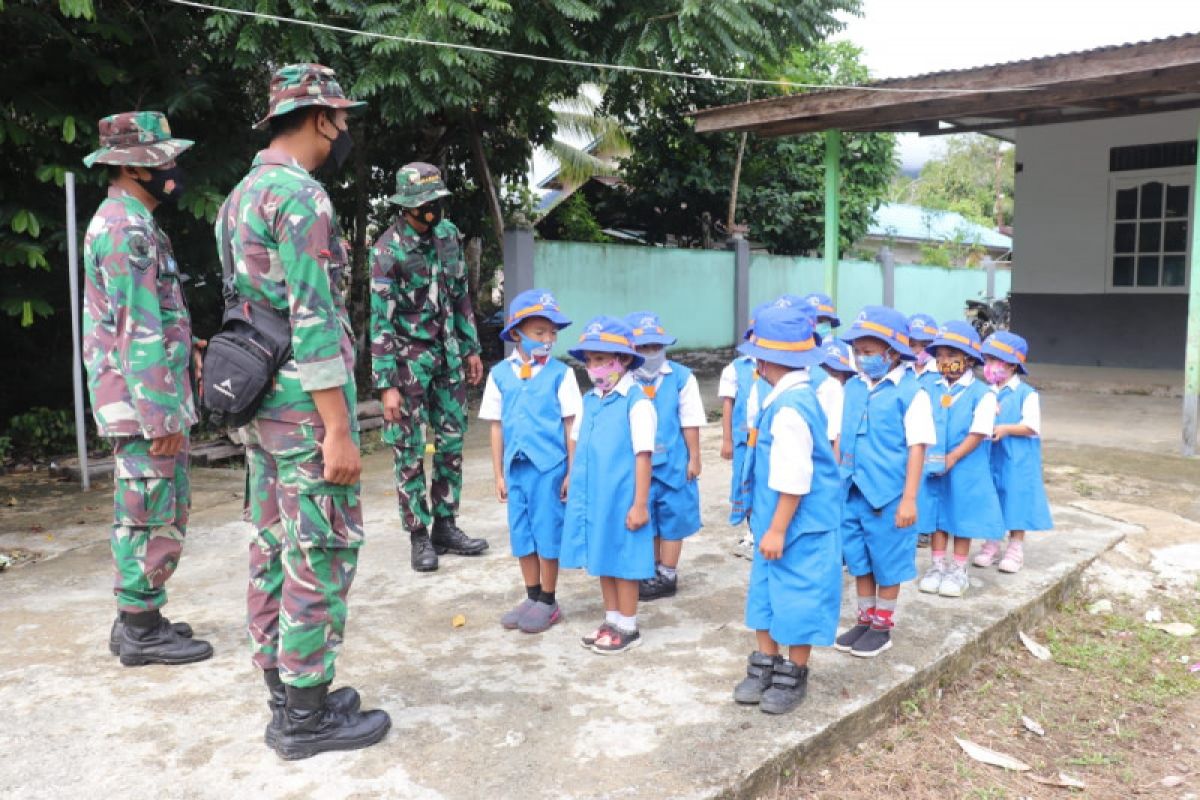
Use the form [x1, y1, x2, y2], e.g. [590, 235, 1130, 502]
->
[983, 361, 1011, 385]
[915, 350, 933, 367]
[587, 360, 624, 393]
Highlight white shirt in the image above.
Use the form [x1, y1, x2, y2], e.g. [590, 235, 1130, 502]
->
[717, 355, 753, 399]
[570, 371, 658, 454]
[936, 370, 997, 436]
[478, 353, 583, 422]
[994, 375, 1041, 434]
[759, 371, 815, 497]
[814, 376, 843, 441]
[865, 365, 936, 446]
[638, 362, 706, 427]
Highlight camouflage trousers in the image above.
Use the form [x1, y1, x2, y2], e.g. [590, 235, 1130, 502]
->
[382, 361, 467, 532]
[110, 435, 190, 613]
[243, 417, 363, 688]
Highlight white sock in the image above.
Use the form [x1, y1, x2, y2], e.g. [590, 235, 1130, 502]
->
[616, 613, 637, 632]
[658, 565, 677, 580]
[605, 610, 620, 625]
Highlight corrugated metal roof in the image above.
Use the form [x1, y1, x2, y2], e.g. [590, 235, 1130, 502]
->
[868, 203, 1011, 249]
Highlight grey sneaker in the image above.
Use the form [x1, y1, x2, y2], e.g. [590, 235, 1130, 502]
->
[917, 533, 931, 548]
[917, 562, 945, 594]
[518, 601, 562, 634]
[834, 622, 871, 652]
[733, 651, 780, 704]
[760, 660, 808, 714]
[500, 598, 536, 630]
[639, 572, 677, 601]
[850, 626, 893, 658]
[938, 564, 970, 597]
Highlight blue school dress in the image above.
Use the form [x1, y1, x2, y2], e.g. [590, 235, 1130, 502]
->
[561, 384, 656, 580]
[728, 356, 758, 522]
[924, 378, 1005, 540]
[641, 362, 702, 541]
[492, 359, 570, 558]
[992, 380, 1054, 531]
[914, 368, 942, 534]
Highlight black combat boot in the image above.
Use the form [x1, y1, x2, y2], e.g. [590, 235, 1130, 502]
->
[262, 669, 362, 749]
[410, 528, 439, 572]
[430, 516, 489, 556]
[119, 610, 213, 666]
[108, 612, 193, 656]
[274, 683, 391, 760]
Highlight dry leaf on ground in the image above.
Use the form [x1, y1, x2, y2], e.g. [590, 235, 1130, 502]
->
[1019, 630, 1052, 661]
[1030, 772, 1087, 789]
[1150, 622, 1196, 637]
[954, 736, 1032, 771]
[1021, 715, 1045, 736]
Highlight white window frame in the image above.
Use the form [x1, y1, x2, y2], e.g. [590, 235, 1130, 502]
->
[1105, 168, 1193, 294]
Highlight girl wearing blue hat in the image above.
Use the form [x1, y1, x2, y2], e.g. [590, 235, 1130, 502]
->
[976, 331, 1053, 574]
[834, 306, 935, 659]
[479, 289, 582, 634]
[915, 321, 1005, 599]
[907, 313, 941, 550]
[802, 291, 842, 343]
[625, 312, 706, 602]
[729, 304, 842, 714]
[561, 316, 657, 654]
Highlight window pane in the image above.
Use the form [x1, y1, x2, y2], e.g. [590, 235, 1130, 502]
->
[1164, 220, 1188, 252]
[1163, 255, 1186, 287]
[1114, 222, 1137, 253]
[1137, 255, 1160, 286]
[1113, 256, 1135, 286]
[1140, 181, 1164, 218]
[1139, 221, 1162, 252]
[1165, 184, 1190, 218]
[1115, 187, 1138, 219]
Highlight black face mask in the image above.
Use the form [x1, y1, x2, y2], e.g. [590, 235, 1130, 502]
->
[138, 165, 186, 205]
[321, 122, 353, 173]
[413, 202, 443, 227]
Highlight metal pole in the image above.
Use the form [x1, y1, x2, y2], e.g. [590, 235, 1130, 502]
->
[1181, 117, 1200, 456]
[65, 172, 90, 489]
[879, 246, 895, 307]
[823, 129, 842, 305]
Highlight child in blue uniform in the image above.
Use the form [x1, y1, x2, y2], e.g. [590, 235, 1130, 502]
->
[907, 313, 940, 548]
[730, 305, 843, 714]
[834, 306, 935, 658]
[625, 312, 706, 602]
[916, 321, 1004, 598]
[561, 316, 657, 655]
[976, 331, 1053, 574]
[802, 291, 841, 344]
[479, 289, 582, 633]
[818, 340, 855, 460]
[820, 340, 856, 384]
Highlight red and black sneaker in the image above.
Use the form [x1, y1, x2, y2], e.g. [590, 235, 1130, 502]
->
[591, 626, 642, 655]
[581, 622, 614, 649]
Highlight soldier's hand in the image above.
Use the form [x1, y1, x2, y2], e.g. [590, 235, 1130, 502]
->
[149, 432, 185, 457]
[465, 355, 484, 386]
[322, 429, 361, 486]
[381, 388, 402, 423]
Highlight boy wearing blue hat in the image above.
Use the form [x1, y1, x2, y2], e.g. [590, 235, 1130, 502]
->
[730, 304, 842, 714]
[977, 331, 1053, 574]
[802, 292, 841, 343]
[834, 306, 935, 658]
[561, 316, 657, 654]
[820, 340, 856, 385]
[915, 321, 1004, 598]
[625, 312, 706, 601]
[907, 313, 940, 549]
[479, 289, 582, 633]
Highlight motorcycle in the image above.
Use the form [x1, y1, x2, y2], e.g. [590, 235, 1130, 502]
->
[964, 292, 1010, 339]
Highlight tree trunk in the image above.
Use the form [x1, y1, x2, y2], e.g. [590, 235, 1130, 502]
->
[466, 112, 506, 245]
[727, 130, 748, 234]
[465, 235, 483, 309]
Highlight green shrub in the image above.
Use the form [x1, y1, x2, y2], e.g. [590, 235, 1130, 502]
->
[6, 407, 78, 460]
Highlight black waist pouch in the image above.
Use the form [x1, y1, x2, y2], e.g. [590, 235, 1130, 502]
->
[201, 301, 292, 428]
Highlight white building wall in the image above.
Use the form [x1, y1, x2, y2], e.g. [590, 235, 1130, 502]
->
[1013, 108, 1200, 294]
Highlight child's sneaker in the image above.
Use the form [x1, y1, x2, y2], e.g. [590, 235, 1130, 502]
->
[834, 620, 872, 652]
[733, 651, 781, 704]
[917, 562, 945, 594]
[998, 542, 1025, 574]
[733, 532, 755, 559]
[973, 541, 1001, 568]
[591, 626, 641, 655]
[580, 622, 613, 649]
[759, 660, 808, 714]
[500, 598, 536, 630]
[917, 533, 931, 548]
[518, 601, 562, 634]
[850, 625, 893, 658]
[639, 572, 677, 601]
[938, 564, 970, 597]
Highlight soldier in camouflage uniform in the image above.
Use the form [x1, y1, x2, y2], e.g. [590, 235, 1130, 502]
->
[218, 63, 389, 759]
[370, 163, 488, 572]
[81, 111, 213, 667]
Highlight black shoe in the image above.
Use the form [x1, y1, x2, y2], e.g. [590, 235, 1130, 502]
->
[275, 684, 391, 760]
[733, 651, 781, 704]
[263, 671, 362, 749]
[917, 533, 931, 548]
[760, 660, 808, 714]
[108, 613, 193, 656]
[431, 517, 489, 556]
[639, 572, 678, 601]
[410, 529, 439, 572]
[834, 622, 871, 653]
[850, 626, 893, 658]
[119, 612, 213, 666]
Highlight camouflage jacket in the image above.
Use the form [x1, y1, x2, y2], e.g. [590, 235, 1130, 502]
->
[369, 217, 480, 390]
[82, 186, 196, 438]
[215, 148, 355, 424]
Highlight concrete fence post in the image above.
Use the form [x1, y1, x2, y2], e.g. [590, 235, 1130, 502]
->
[731, 234, 750, 346]
[502, 227, 535, 355]
[983, 256, 997, 299]
[878, 246, 895, 308]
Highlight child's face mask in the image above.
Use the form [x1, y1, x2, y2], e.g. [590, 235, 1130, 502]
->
[938, 354, 968, 382]
[915, 348, 932, 367]
[815, 320, 834, 341]
[983, 360, 1013, 385]
[517, 330, 553, 362]
[635, 348, 667, 381]
[856, 352, 891, 381]
[586, 359, 624, 392]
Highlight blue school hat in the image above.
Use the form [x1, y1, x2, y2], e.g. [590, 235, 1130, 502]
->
[568, 315, 645, 369]
[821, 340, 856, 374]
[802, 292, 841, 327]
[981, 330, 1030, 374]
[500, 288, 572, 342]
[738, 305, 824, 370]
[907, 313, 939, 343]
[745, 295, 808, 341]
[624, 311, 677, 347]
[929, 319, 984, 361]
[840, 305, 915, 360]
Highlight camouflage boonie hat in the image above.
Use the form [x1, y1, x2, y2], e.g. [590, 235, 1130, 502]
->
[82, 111, 193, 168]
[253, 63, 366, 130]
[388, 162, 451, 208]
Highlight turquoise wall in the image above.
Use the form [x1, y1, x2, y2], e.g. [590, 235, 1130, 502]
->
[534, 240, 1011, 350]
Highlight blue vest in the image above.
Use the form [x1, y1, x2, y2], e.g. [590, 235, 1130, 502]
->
[731, 356, 757, 446]
[638, 362, 692, 490]
[839, 371, 924, 509]
[992, 380, 1054, 531]
[749, 384, 841, 540]
[491, 358, 569, 474]
[810, 364, 829, 389]
[925, 376, 1004, 538]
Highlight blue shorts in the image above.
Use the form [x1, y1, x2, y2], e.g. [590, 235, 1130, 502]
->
[840, 487, 918, 587]
[506, 457, 567, 559]
[745, 529, 841, 647]
[651, 477, 702, 541]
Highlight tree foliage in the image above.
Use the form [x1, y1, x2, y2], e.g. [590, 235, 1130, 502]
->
[891, 134, 1014, 228]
